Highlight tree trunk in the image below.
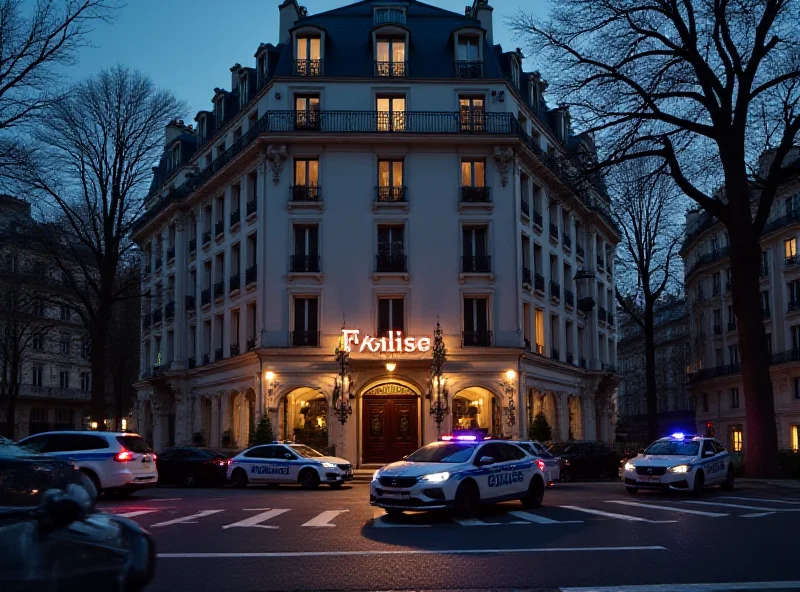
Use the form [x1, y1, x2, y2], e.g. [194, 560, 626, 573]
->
[5, 386, 18, 439]
[729, 219, 779, 477]
[90, 313, 110, 430]
[643, 298, 658, 443]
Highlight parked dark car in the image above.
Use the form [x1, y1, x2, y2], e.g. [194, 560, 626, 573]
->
[548, 441, 619, 481]
[156, 447, 231, 486]
[0, 436, 155, 591]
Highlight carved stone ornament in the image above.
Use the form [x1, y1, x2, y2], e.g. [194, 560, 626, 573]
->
[493, 147, 514, 187]
[266, 145, 288, 185]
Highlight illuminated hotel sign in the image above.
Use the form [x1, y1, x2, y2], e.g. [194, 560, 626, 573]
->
[342, 329, 431, 354]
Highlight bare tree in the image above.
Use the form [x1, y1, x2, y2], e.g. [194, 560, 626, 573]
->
[612, 160, 684, 443]
[0, 0, 119, 183]
[22, 66, 185, 428]
[511, 0, 800, 477]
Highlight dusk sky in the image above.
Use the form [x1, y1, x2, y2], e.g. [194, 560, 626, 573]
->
[69, 0, 550, 119]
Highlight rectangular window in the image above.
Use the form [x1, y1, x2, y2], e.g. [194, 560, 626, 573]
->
[462, 225, 489, 272]
[788, 280, 800, 307]
[730, 387, 740, 409]
[728, 345, 739, 365]
[32, 333, 44, 351]
[293, 159, 319, 187]
[795, 377, 800, 399]
[59, 370, 70, 389]
[792, 425, 799, 452]
[294, 94, 320, 130]
[375, 38, 406, 76]
[463, 297, 489, 346]
[731, 425, 743, 452]
[292, 225, 319, 272]
[239, 74, 249, 106]
[80, 372, 90, 392]
[296, 37, 322, 75]
[715, 348, 723, 367]
[59, 333, 70, 355]
[292, 297, 319, 346]
[32, 366, 43, 387]
[377, 159, 404, 202]
[461, 159, 486, 187]
[376, 225, 406, 272]
[459, 96, 485, 131]
[766, 332, 772, 356]
[727, 305, 736, 328]
[534, 308, 545, 354]
[785, 238, 797, 263]
[377, 298, 405, 336]
[60, 304, 70, 321]
[215, 98, 224, 123]
[376, 96, 405, 131]
[457, 37, 479, 61]
[761, 290, 770, 318]
[793, 325, 800, 351]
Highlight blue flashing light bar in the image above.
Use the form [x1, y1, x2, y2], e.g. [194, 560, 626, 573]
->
[671, 432, 685, 440]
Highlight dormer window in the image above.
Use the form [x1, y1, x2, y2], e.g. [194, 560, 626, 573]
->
[239, 74, 249, 107]
[215, 97, 224, 123]
[198, 116, 207, 142]
[375, 37, 406, 77]
[530, 84, 540, 113]
[511, 59, 519, 88]
[456, 36, 482, 78]
[295, 36, 322, 76]
[257, 54, 268, 87]
[374, 7, 405, 25]
[170, 144, 181, 171]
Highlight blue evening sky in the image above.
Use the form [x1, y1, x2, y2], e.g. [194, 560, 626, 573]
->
[68, 0, 550, 119]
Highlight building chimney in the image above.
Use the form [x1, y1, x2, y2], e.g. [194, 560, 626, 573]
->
[279, 0, 302, 45]
[471, 0, 493, 45]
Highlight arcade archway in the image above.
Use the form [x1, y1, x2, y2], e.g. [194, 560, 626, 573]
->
[278, 387, 329, 451]
[452, 386, 501, 438]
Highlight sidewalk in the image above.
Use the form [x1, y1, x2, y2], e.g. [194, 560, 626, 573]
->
[737, 478, 800, 489]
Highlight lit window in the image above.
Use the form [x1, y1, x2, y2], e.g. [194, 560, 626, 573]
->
[792, 425, 799, 452]
[731, 426, 743, 452]
[376, 96, 405, 131]
[375, 38, 406, 76]
[296, 37, 321, 76]
[785, 238, 797, 261]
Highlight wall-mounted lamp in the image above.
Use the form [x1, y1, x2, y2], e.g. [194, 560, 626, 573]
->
[385, 362, 397, 372]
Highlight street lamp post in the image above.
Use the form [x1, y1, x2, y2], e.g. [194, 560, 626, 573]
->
[428, 322, 448, 439]
[332, 330, 353, 425]
[502, 370, 517, 428]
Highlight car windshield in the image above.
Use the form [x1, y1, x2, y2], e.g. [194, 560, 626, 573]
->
[116, 436, 152, 453]
[405, 443, 475, 463]
[644, 440, 700, 456]
[548, 443, 573, 454]
[290, 445, 323, 458]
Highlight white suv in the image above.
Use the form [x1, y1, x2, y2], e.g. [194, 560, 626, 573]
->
[18, 431, 158, 497]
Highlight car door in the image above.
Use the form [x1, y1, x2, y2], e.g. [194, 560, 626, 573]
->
[496, 443, 531, 497]
[471, 442, 502, 496]
[713, 441, 731, 477]
[155, 448, 179, 483]
[242, 445, 276, 483]
[700, 440, 724, 484]
[271, 445, 299, 483]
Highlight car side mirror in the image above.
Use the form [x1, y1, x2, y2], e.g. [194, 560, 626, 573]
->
[476, 456, 495, 466]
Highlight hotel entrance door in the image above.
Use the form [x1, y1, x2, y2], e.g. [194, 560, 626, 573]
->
[361, 384, 419, 464]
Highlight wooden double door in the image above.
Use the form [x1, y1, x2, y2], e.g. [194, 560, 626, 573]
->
[361, 385, 419, 464]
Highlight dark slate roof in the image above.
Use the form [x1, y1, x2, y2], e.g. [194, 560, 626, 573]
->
[272, 0, 505, 79]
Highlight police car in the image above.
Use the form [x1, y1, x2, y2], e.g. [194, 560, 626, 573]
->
[622, 433, 734, 494]
[17, 431, 158, 497]
[370, 434, 546, 516]
[515, 440, 560, 485]
[228, 442, 353, 489]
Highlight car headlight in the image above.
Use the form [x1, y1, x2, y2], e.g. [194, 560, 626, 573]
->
[669, 464, 691, 474]
[372, 470, 380, 481]
[420, 471, 450, 483]
[624, 462, 635, 472]
[321, 462, 337, 469]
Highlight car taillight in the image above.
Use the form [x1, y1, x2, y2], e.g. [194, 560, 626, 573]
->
[536, 459, 546, 472]
[151, 453, 157, 460]
[115, 449, 133, 462]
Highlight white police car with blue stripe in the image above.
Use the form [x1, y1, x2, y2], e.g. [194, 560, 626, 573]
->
[370, 435, 546, 516]
[228, 442, 353, 489]
[623, 433, 734, 494]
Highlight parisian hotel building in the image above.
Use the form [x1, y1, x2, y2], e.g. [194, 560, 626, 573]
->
[132, 0, 620, 465]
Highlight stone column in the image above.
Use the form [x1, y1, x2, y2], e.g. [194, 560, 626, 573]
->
[583, 389, 597, 440]
[174, 216, 188, 366]
[558, 392, 570, 441]
[220, 390, 231, 445]
[210, 394, 220, 448]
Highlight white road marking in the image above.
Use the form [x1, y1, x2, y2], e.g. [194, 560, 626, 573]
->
[158, 545, 668, 559]
[301, 510, 348, 527]
[453, 518, 493, 526]
[560, 582, 800, 591]
[508, 510, 583, 524]
[681, 500, 800, 512]
[149, 498, 182, 502]
[560, 505, 677, 523]
[607, 500, 728, 517]
[721, 496, 800, 505]
[151, 510, 223, 527]
[741, 512, 776, 518]
[116, 510, 158, 518]
[222, 509, 289, 529]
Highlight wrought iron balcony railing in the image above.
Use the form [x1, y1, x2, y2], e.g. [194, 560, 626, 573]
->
[460, 186, 491, 203]
[294, 59, 322, 76]
[534, 273, 545, 293]
[455, 60, 484, 78]
[462, 330, 492, 347]
[230, 342, 240, 356]
[214, 220, 224, 236]
[532, 210, 543, 228]
[291, 185, 321, 201]
[291, 255, 320, 273]
[462, 255, 491, 273]
[246, 198, 257, 216]
[550, 281, 561, 300]
[290, 330, 320, 347]
[375, 186, 406, 202]
[202, 231, 211, 245]
[215, 347, 223, 361]
[522, 267, 532, 286]
[374, 61, 407, 77]
[214, 280, 224, 298]
[521, 198, 530, 217]
[247, 337, 257, 351]
[376, 252, 407, 273]
[229, 272, 241, 292]
[549, 222, 559, 239]
[246, 264, 257, 285]
[230, 209, 240, 227]
[564, 289, 575, 307]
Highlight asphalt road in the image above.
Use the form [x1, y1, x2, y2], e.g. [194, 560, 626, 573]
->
[97, 481, 800, 592]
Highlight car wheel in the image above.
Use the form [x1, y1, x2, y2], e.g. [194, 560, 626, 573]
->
[329, 482, 343, 489]
[625, 486, 638, 495]
[721, 466, 735, 491]
[521, 476, 545, 509]
[231, 468, 248, 489]
[454, 480, 480, 518]
[692, 470, 705, 495]
[299, 469, 320, 490]
[80, 469, 101, 496]
[183, 472, 197, 487]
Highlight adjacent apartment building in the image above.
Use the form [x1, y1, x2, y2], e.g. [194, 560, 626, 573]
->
[132, 0, 621, 464]
[616, 297, 693, 446]
[682, 150, 800, 453]
[0, 195, 92, 438]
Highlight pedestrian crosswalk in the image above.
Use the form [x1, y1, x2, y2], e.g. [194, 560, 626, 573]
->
[103, 493, 800, 533]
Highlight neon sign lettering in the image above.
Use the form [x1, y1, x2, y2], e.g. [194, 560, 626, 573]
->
[342, 330, 431, 354]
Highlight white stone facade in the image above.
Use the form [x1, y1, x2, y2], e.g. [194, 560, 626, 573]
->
[132, 0, 620, 464]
